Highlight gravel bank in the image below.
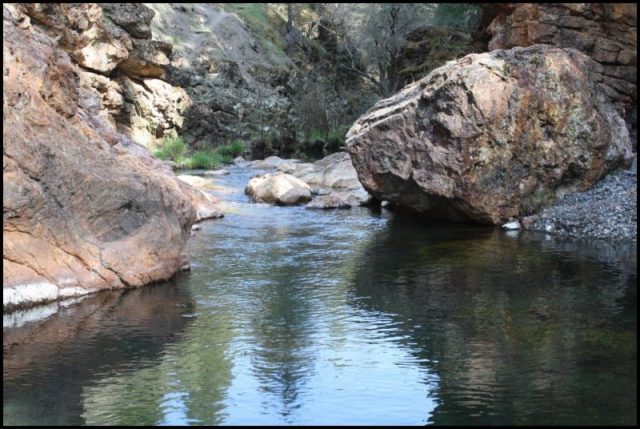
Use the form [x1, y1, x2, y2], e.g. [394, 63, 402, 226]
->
[523, 167, 637, 241]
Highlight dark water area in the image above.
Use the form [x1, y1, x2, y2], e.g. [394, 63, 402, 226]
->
[3, 165, 637, 425]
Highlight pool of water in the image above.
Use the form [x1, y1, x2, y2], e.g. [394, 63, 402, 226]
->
[3, 165, 637, 425]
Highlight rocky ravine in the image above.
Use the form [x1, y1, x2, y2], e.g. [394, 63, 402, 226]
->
[3, 4, 221, 311]
[347, 45, 633, 224]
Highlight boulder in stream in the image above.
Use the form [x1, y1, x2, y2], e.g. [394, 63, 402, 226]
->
[245, 172, 312, 205]
[347, 45, 633, 224]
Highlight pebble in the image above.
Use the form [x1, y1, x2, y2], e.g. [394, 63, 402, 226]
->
[525, 168, 637, 241]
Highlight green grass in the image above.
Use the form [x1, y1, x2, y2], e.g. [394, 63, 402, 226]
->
[152, 135, 188, 163]
[153, 137, 245, 169]
[180, 150, 226, 169]
[521, 188, 556, 215]
[306, 129, 326, 141]
[327, 127, 347, 148]
[216, 140, 245, 158]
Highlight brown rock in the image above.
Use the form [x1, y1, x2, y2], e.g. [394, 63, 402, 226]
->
[118, 39, 172, 79]
[346, 45, 633, 224]
[485, 3, 637, 143]
[2, 5, 207, 310]
[306, 192, 361, 210]
[176, 175, 225, 221]
[19, 3, 131, 74]
[245, 172, 312, 205]
[100, 3, 155, 39]
[117, 76, 191, 140]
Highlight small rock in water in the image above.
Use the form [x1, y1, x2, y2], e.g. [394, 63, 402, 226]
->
[203, 168, 229, 176]
[311, 187, 331, 196]
[502, 220, 521, 230]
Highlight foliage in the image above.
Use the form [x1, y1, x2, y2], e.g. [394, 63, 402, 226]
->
[223, 3, 288, 60]
[320, 3, 483, 97]
[152, 135, 188, 163]
[216, 140, 245, 159]
[180, 150, 226, 169]
[327, 126, 348, 148]
[152, 135, 244, 169]
[432, 3, 482, 31]
[306, 128, 326, 142]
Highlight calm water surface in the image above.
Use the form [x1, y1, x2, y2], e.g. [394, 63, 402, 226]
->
[3, 165, 637, 425]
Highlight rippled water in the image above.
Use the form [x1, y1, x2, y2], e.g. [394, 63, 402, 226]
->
[3, 166, 637, 425]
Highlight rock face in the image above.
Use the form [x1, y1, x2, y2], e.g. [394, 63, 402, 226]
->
[245, 173, 312, 205]
[2, 5, 212, 310]
[15, 3, 192, 148]
[347, 45, 633, 224]
[485, 3, 637, 146]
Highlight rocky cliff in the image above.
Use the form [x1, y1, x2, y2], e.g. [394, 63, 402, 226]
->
[145, 3, 376, 156]
[2, 4, 220, 310]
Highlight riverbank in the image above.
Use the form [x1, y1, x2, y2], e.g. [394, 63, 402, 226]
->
[523, 164, 637, 241]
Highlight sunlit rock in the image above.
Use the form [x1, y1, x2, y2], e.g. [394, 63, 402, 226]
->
[347, 45, 633, 224]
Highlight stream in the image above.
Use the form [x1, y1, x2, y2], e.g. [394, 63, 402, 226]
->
[3, 165, 637, 425]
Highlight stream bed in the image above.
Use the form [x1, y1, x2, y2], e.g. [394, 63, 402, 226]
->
[3, 165, 637, 425]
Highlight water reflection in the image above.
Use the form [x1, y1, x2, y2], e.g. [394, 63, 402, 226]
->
[3, 280, 196, 425]
[348, 218, 637, 425]
[3, 166, 636, 425]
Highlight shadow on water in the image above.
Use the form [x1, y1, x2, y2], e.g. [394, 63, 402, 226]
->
[347, 218, 637, 426]
[3, 278, 196, 426]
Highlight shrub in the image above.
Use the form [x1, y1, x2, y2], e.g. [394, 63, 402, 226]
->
[216, 140, 245, 158]
[306, 128, 326, 142]
[325, 127, 347, 153]
[179, 150, 226, 169]
[153, 135, 187, 163]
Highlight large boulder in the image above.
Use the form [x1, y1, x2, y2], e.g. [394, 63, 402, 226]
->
[346, 45, 633, 224]
[2, 5, 204, 310]
[245, 172, 311, 205]
[485, 3, 637, 146]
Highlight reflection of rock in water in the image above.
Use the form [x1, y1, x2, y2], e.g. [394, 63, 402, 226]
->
[3, 278, 195, 426]
[347, 218, 637, 426]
